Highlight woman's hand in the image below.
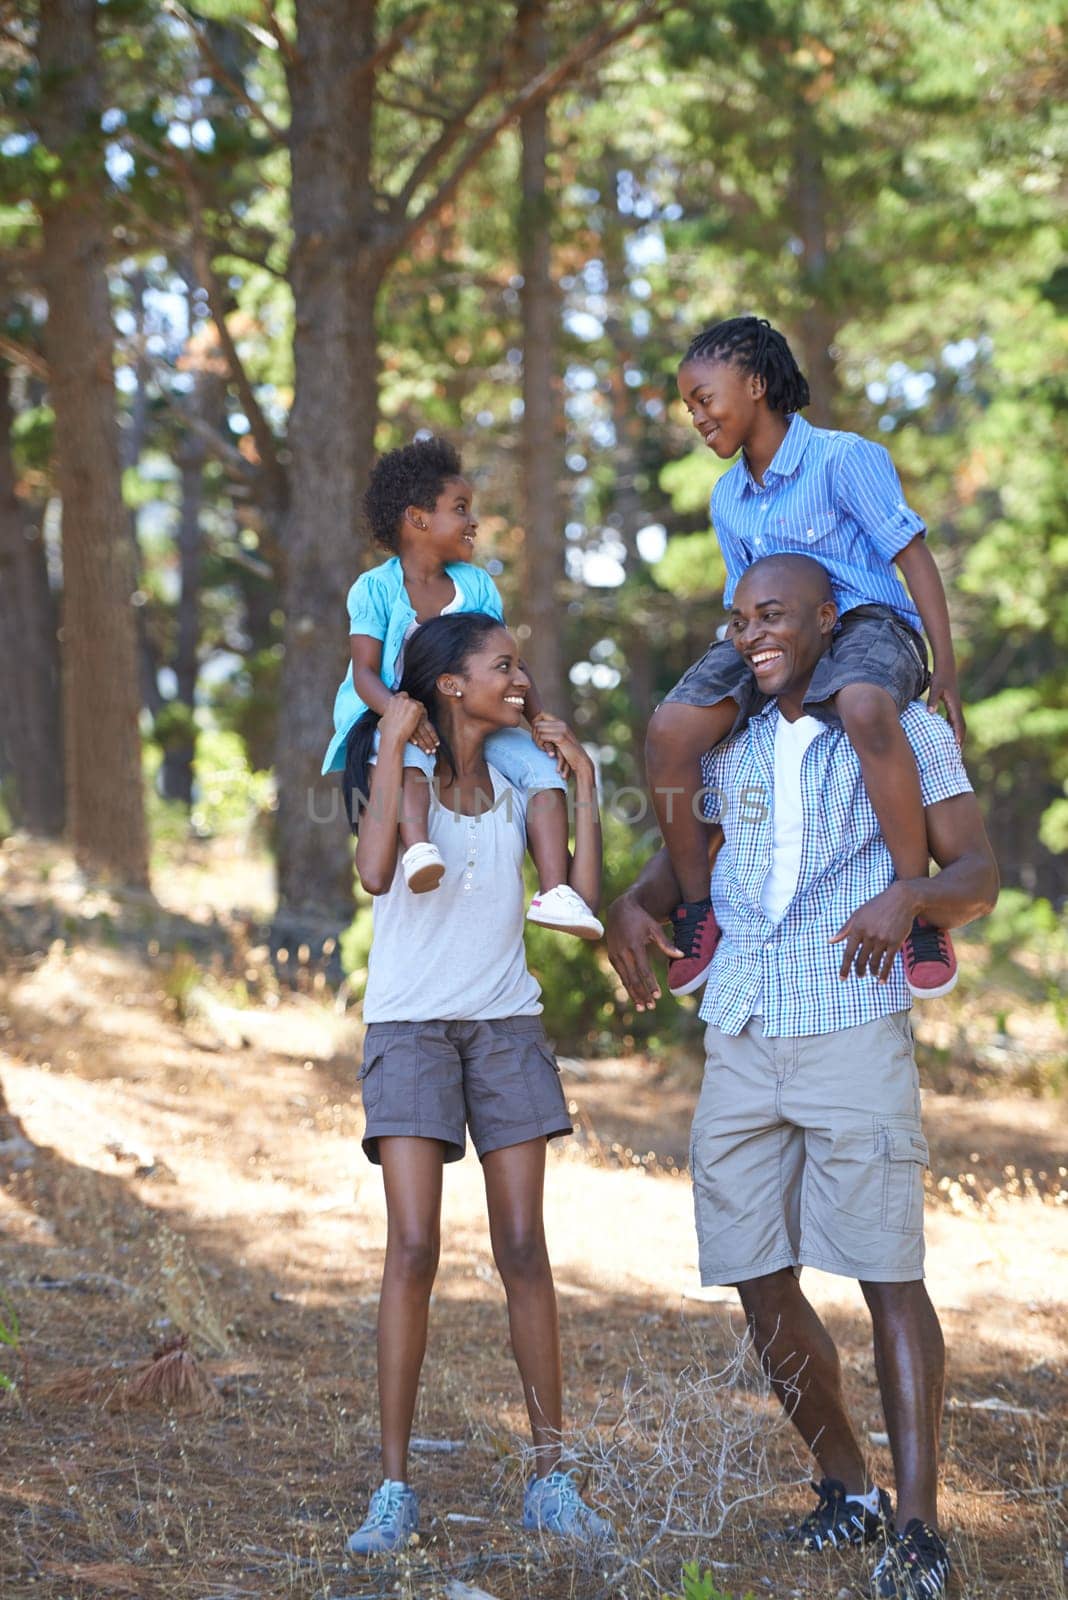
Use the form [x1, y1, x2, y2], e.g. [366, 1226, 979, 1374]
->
[380, 691, 428, 751]
[531, 713, 593, 783]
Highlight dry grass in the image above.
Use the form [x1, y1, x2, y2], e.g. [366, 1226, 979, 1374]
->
[0, 835, 1065, 1599]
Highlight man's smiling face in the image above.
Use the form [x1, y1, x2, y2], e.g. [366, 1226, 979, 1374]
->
[728, 557, 838, 703]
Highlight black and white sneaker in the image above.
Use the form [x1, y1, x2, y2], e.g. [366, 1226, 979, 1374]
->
[785, 1477, 892, 1551]
[871, 1518, 951, 1598]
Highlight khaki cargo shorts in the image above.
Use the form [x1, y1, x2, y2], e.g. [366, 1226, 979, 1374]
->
[690, 1011, 929, 1285]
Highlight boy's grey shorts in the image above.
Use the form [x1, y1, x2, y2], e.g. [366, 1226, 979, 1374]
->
[359, 1015, 573, 1165]
[691, 1012, 930, 1285]
[662, 604, 930, 729]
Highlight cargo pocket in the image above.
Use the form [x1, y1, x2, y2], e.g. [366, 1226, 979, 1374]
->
[358, 1042, 385, 1116]
[879, 1122, 929, 1233]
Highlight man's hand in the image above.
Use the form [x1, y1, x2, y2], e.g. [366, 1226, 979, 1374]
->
[927, 667, 965, 747]
[830, 881, 917, 982]
[606, 893, 683, 1012]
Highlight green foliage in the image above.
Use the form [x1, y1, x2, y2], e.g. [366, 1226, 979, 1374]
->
[0, 1291, 21, 1394]
[667, 1562, 756, 1600]
[654, 529, 726, 602]
[147, 728, 274, 849]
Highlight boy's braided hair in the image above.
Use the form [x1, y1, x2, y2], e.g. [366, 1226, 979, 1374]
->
[682, 316, 811, 416]
[363, 435, 463, 551]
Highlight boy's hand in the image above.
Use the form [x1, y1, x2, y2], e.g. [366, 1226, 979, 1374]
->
[927, 668, 965, 747]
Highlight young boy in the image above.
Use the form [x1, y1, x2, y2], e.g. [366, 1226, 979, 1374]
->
[323, 435, 602, 939]
[646, 316, 963, 998]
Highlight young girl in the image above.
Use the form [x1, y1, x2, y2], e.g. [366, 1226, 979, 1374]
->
[343, 611, 610, 1553]
[323, 435, 601, 940]
[646, 316, 962, 1001]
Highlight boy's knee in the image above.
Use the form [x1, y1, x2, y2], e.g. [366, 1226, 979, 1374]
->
[646, 704, 704, 773]
[835, 683, 900, 751]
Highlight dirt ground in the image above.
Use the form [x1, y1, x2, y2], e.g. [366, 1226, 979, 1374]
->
[0, 838, 1064, 1600]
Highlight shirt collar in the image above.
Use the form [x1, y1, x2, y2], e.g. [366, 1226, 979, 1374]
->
[740, 412, 813, 493]
[751, 698, 830, 734]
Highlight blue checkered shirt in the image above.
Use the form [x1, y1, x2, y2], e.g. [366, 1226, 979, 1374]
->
[698, 702, 972, 1037]
[711, 414, 925, 630]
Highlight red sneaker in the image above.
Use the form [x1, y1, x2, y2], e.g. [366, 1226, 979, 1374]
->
[902, 917, 958, 998]
[668, 899, 721, 997]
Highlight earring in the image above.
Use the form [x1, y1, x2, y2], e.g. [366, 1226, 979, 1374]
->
[455, 689, 463, 698]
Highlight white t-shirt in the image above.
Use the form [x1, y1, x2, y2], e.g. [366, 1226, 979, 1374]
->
[362, 765, 542, 1023]
[760, 711, 825, 923]
[750, 711, 824, 1018]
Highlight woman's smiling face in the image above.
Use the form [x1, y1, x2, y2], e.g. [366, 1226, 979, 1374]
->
[439, 627, 529, 727]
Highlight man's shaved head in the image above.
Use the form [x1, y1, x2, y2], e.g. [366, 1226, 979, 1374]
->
[735, 553, 834, 606]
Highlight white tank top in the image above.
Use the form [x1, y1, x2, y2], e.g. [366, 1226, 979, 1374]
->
[362, 765, 542, 1023]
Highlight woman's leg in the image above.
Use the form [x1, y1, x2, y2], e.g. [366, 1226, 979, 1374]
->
[377, 1136, 446, 1483]
[645, 699, 739, 904]
[482, 1136, 563, 1477]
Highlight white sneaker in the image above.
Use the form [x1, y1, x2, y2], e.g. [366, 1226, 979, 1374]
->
[402, 842, 445, 894]
[527, 884, 603, 941]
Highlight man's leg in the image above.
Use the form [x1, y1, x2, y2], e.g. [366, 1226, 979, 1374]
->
[861, 1279, 945, 1530]
[736, 1266, 870, 1493]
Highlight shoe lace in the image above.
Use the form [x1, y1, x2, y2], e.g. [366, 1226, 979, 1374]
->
[908, 922, 950, 965]
[899, 1521, 948, 1568]
[874, 1520, 947, 1581]
[367, 1482, 406, 1527]
[544, 1468, 580, 1502]
[673, 901, 713, 953]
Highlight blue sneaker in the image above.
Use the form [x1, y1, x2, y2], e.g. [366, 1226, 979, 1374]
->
[522, 1469, 612, 1542]
[346, 1479, 419, 1554]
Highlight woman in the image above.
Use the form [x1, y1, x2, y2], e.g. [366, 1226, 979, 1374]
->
[343, 611, 609, 1553]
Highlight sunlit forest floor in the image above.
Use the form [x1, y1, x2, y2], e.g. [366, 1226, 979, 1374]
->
[0, 833, 1064, 1600]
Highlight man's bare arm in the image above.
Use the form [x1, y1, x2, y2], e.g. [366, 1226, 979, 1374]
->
[832, 792, 998, 981]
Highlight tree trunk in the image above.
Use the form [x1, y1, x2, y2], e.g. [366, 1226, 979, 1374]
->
[516, 0, 566, 713]
[0, 365, 64, 835]
[123, 269, 164, 721]
[36, 0, 149, 887]
[791, 137, 839, 427]
[275, 0, 379, 930]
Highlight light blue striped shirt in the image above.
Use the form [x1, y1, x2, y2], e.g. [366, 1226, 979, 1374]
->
[711, 414, 924, 630]
[698, 701, 972, 1037]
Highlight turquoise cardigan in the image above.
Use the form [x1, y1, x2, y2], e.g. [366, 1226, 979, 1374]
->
[321, 556, 505, 774]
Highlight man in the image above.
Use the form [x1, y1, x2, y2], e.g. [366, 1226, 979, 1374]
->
[608, 554, 998, 1599]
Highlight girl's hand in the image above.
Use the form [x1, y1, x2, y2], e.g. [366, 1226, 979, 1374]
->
[927, 668, 965, 747]
[531, 713, 593, 782]
[380, 692, 426, 750]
